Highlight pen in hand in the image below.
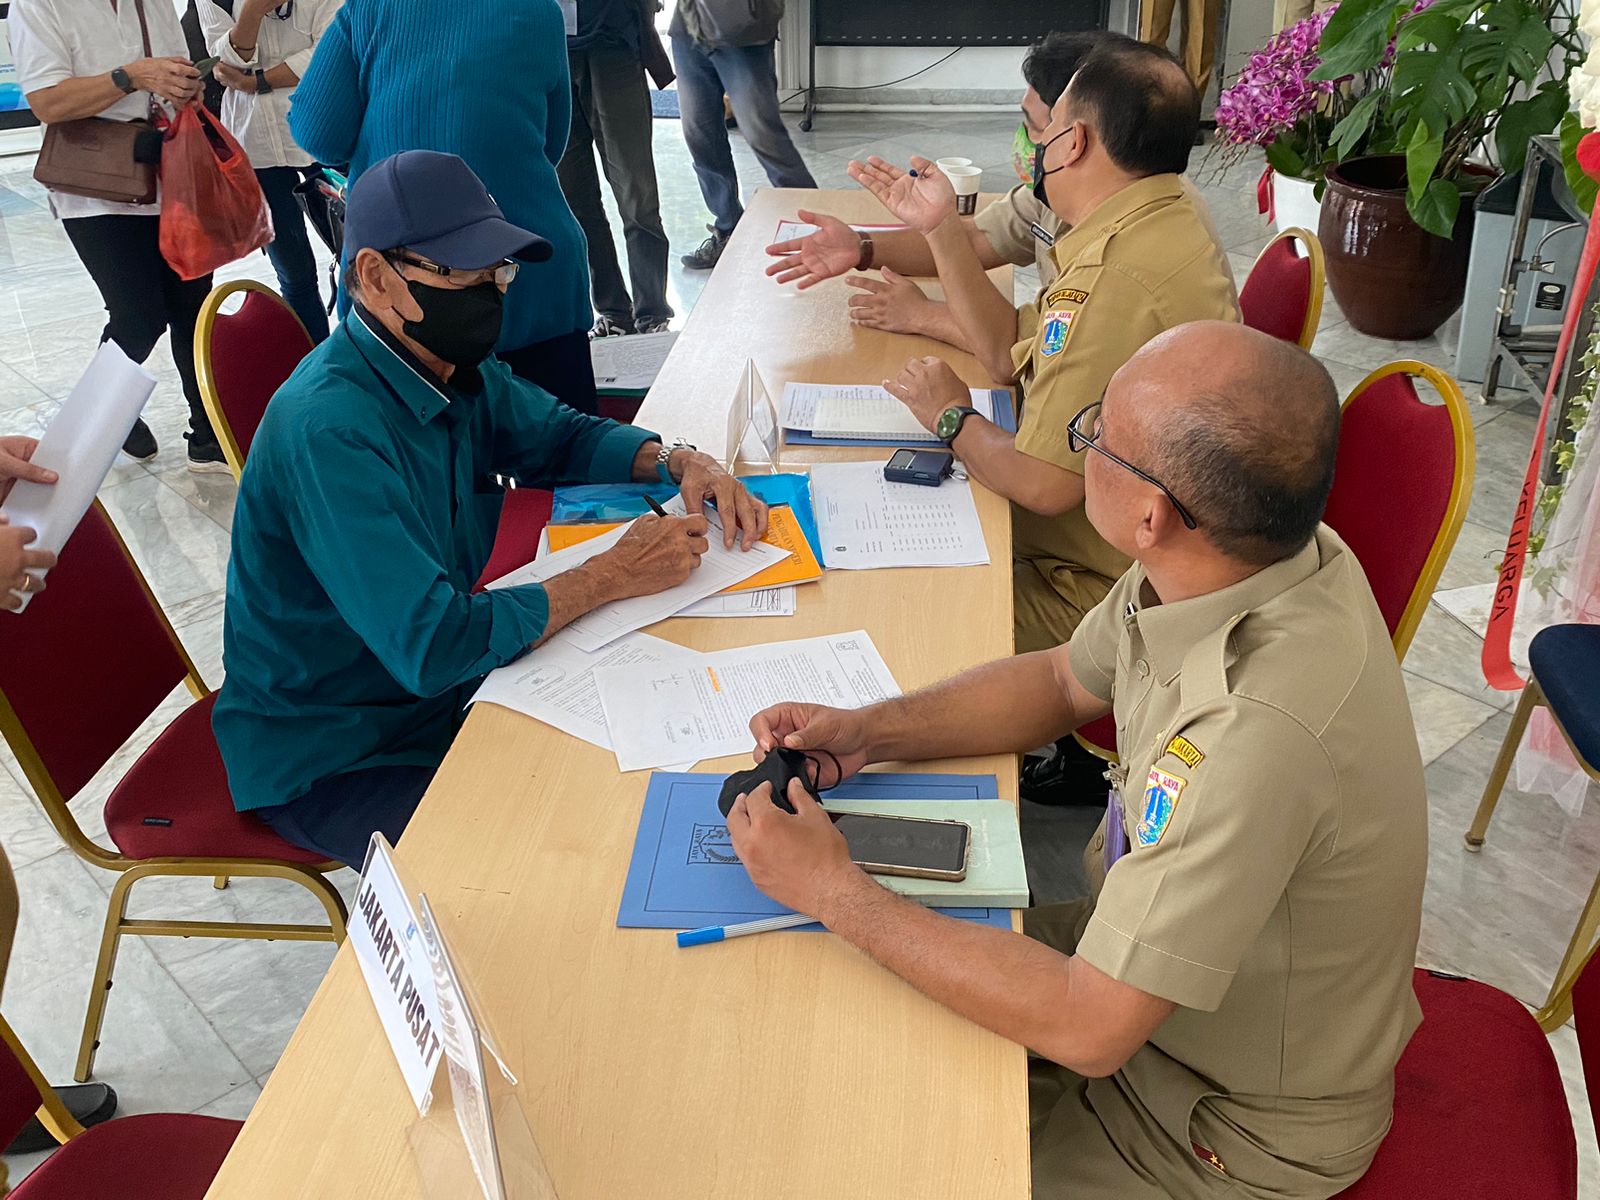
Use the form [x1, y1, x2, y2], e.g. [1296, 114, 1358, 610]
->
[644, 494, 669, 518]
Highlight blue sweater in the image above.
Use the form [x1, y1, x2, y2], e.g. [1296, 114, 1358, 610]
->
[288, 0, 589, 353]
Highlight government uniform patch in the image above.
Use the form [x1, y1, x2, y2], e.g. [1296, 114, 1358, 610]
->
[1136, 768, 1185, 847]
[1040, 310, 1075, 357]
[1165, 735, 1205, 769]
[1043, 286, 1088, 308]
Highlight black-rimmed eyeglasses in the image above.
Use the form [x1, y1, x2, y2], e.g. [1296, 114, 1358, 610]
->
[1067, 402, 1198, 530]
[389, 251, 519, 289]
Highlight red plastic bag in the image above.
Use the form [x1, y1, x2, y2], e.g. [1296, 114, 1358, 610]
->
[157, 102, 273, 281]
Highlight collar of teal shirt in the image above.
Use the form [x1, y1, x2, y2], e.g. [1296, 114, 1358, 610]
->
[349, 303, 484, 425]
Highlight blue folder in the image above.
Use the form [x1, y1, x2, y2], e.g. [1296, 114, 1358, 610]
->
[617, 771, 1013, 932]
[783, 387, 1017, 448]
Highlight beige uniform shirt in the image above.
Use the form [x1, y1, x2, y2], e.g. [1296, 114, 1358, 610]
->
[1009, 174, 1239, 653]
[1067, 528, 1428, 1191]
[973, 179, 1234, 289]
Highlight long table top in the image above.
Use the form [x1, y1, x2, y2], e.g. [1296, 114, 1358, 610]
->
[205, 188, 1030, 1199]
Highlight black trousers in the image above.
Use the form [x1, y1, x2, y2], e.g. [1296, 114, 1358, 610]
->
[63, 214, 216, 443]
[500, 328, 600, 416]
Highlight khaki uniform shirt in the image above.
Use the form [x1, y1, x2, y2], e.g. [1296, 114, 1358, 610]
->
[1009, 174, 1239, 651]
[973, 178, 1234, 289]
[1066, 528, 1428, 1191]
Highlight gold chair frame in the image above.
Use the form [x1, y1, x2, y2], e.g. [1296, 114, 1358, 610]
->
[1073, 359, 1474, 763]
[1464, 675, 1600, 1030]
[0, 503, 346, 1082]
[1248, 226, 1327, 351]
[194, 279, 311, 483]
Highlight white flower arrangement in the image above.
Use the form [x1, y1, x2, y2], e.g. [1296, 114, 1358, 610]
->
[1577, 0, 1600, 127]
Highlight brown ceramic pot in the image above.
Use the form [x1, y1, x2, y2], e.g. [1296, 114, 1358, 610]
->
[1319, 155, 1478, 340]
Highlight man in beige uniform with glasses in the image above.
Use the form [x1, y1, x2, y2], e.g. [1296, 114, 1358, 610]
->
[724, 322, 1428, 1199]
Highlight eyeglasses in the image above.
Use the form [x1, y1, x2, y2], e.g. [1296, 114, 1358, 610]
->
[389, 251, 518, 289]
[1067, 401, 1199, 530]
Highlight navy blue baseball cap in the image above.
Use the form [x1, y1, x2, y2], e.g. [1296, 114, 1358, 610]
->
[343, 150, 552, 270]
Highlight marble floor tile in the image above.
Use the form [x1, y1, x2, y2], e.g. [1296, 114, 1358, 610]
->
[1436, 517, 1510, 593]
[0, 361, 47, 415]
[97, 474, 233, 612]
[193, 1078, 263, 1121]
[1405, 602, 1516, 714]
[1403, 671, 1500, 766]
[1465, 408, 1541, 534]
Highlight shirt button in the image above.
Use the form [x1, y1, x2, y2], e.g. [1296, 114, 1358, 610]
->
[1135, 659, 1150, 677]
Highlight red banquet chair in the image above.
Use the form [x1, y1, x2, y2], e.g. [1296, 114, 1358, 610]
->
[1075, 359, 1474, 758]
[1239, 226, 1325, 350]
[0, 502, 347, 1083]
[474, 486, 555, 591]
[194, 280, 316, 481]
[1334, 966, 1584, 1198]
[0, 1013, 240, 1198]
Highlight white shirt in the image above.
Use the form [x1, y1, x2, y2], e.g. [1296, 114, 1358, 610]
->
[7, 0, 189, 220]
[198, 0, 340, 170]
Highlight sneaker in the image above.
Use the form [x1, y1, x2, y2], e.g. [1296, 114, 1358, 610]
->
[591, 314, 633, 338]
[5, 1082, 117, 1155]
[681, 226, 730, 271]
[1020, 739, 1115, 807]
[185, 435, 231, 475]
[635, 318, 673, 335]
[121, 417, 157, 462]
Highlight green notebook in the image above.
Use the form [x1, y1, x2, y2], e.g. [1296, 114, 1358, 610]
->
[822, 799, 1028, 909]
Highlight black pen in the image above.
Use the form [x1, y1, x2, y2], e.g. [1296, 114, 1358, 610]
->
[644, 494, 669, 518]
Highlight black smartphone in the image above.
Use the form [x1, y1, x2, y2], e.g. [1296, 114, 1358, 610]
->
[829, 812, 971, 881]
[194, 56, 220, 80]
[883, 447, 954, 487]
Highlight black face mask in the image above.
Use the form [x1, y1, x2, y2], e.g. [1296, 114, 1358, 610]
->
[1032, 127, 1073, 208]
[400, 277, 504, 370]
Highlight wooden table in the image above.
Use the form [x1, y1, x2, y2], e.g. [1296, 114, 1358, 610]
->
[206, 189, 1030, 1199]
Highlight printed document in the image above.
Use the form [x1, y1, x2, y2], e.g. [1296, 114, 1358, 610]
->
[780, 381, 995, 431]
[810, 461, 989, 569]
[590, 330, 678, 393]
[593, 630, 899, 771]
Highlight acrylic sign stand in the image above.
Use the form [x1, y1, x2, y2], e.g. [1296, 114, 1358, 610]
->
[724, 358, 782, 474]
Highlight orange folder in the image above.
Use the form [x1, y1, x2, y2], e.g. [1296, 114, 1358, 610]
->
[545, 505, 824, 594]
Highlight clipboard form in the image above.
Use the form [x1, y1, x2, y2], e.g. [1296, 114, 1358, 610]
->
[617, 772, 1014, 931]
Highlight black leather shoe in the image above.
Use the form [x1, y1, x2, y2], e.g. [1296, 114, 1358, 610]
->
[5, 1082, 117, 1154]
[121, 417, 157, 462]
[1021, 740, 1113, 807]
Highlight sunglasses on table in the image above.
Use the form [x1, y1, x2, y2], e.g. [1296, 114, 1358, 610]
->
[1066, 401, 1199, 530]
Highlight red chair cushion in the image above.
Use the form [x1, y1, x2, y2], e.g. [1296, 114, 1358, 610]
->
[1322, 374, 1456, 640]
[0, 1033, 45, 1150]
[1076, 715, 1117, 758]
[1569, 933, 1600, 1146]
[474, 487, 554, 592]
[0, 505, 188, 803]
[10, 1113, 241, 1200]
[1239, 236, 1312, 346]
[1336, 970, 1576, 1198]
[208, 289, 314, 461]
[103, 693, 325, 865]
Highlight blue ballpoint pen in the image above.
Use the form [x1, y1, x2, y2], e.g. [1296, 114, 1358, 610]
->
[677, 912, 817, 947]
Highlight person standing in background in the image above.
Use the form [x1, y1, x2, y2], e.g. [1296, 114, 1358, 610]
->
[8, 0, 226, 470]
[557, 0, 674, 338]
[670, 0, 815, 271]
[287, 0, 602, 413]
[1272, 0, 1336, 33]
[1140, 0, 1222, 98]
[199, 0, 342, 344]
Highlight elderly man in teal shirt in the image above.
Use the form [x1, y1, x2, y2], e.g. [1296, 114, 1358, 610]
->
[215, 151, 767, 866]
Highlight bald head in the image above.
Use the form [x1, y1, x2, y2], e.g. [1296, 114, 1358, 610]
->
[1112, 322, 1340, 566]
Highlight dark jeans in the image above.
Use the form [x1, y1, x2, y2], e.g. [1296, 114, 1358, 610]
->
[500, 328, 600, 416]
[256, 764, 438, 868]
[62, 214, 216, 445]
[557, 44, 672, 328]
[670, 35, 816, 233]
[256, 166, 330, 344]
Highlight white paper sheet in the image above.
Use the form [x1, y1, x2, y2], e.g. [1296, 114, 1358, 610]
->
[484, 498, 790, 652]
[589, 330, 679, 392]
[0, 343, 155, 609]
[772, 221, 904, 244]
[469, 629, 698, 752]
[780, 381, 995, 431]
[592, 630, 900, 772]
[678, 586, 797, 618]
[810, 461, 989, 569]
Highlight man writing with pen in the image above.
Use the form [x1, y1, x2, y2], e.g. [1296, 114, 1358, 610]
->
[213, 150, 768, 868]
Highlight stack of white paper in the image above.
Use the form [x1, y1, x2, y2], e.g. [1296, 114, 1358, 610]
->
[592, 630, 900, 772]
[810, 461, 989, 570]
[780, 382, 995, 431]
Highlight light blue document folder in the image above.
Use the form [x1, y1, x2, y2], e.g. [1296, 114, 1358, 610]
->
[617, 771, 1013, 932]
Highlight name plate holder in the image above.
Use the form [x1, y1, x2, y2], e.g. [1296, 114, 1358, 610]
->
[725, 358, 781, 475]
[404, 893, 559, 1199]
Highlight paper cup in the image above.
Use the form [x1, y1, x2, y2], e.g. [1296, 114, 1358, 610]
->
[935, 157, 973, 173]
[944, 164, 982, 215]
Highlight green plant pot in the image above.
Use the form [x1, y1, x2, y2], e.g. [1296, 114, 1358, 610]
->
[1319, 155, 1478, 341]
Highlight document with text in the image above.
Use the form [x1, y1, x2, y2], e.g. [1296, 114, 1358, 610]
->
[810, 461, 989, 569]
[592, 630, 900, 772]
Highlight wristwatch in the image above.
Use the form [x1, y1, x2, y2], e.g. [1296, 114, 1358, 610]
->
[936, 405, 981, 445]
[655, 439, 695, 485]
[111, 67, 136, 95]
[254, 69, 273, 95]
